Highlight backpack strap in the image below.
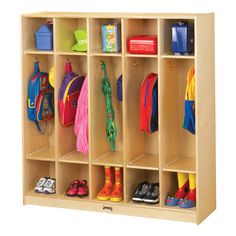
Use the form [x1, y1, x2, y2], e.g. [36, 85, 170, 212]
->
[34, 61, 40, 74]
[35, 121, 47, 135]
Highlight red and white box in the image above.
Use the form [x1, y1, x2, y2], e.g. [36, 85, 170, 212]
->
[127, 35, 158, 55]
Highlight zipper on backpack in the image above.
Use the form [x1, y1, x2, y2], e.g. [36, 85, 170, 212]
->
[63, 76, 80, 103]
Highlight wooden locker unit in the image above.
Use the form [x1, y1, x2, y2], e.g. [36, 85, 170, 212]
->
[21, 12, 215, 224]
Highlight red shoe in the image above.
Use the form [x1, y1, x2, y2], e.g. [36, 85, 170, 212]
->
[77, 180, 89, 198]
[66, 180, 79, 197]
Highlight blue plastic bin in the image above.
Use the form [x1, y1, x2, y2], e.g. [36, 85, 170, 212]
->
[172, 22, 194, 55]
[35, 24, 53, 51]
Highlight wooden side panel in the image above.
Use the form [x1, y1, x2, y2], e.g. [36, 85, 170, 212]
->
[195, 14, 216, 224]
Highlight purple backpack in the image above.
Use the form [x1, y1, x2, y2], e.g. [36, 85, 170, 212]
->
[58, 63, 85, 126]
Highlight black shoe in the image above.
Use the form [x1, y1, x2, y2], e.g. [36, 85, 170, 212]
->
[144, 183, 159, 204]
[132, 181, 150, 203]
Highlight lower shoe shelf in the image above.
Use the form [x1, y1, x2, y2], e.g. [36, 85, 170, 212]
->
[128, 200, 160, 209]
[24, 193, 197, 223]
[25, 190, 196, 212]
[161, 205, 196, 213]
[26, 189, 57, 199]
[59, 194, 90, 201]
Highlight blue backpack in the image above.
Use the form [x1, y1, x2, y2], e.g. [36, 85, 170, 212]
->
[28, 61, 54, 133]
[117, 74, 122, 101]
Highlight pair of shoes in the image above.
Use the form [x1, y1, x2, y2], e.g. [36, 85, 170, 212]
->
[132, 182, 159, 204]
[165, 179, 189, 206]
[165, 174, 196, 208]
[66, 180, 89, 197]
[97, 166, 123, 202]
[34, 177, 56, 194]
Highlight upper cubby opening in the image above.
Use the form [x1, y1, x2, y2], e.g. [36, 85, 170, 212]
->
[160, 19, 195, 58]
[55, 18, 87, 54]
[22, 17, 53, 53]
[89, 18, 122, 55]
[160, 58, 196, 173]
[124, 57, 159, 170]
[23, 54, 55, 161]
[56, 55, 88, 163]
[90, 56, 123, 167]
[125, 18, 158, 56]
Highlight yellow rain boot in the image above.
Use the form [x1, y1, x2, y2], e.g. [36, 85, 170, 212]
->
[110, 167, 123, 202]
[179, 173, 196, 208]
[97, 166, 114, 201]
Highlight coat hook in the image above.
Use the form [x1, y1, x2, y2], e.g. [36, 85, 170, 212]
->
[166, 60, 176, 68]
[133, 59, 140, 67]
[35, 56, 40, 63]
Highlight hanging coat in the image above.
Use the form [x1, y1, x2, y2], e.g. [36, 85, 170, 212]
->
[74, 76, 88, 154]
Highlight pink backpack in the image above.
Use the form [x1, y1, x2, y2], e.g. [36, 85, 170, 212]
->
[74, 76, 88, 154]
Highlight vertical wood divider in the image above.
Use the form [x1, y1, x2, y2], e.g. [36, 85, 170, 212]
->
[87, 17, 93, 200]
[21, 16, 26, 204]
[158, 18, 164, 206]
[121, 18, 127, 202]
[53, 17, 60, 196]
[195, 14, 216, 224]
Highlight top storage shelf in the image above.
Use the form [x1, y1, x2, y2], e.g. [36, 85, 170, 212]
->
[22, 17, 54, 52]
[55, 17, 87, 54]
[89, 18, 122, 55]
[159, 18, 195, 58]
[124, 18, 158, 56]
[22, 16, 196, 59]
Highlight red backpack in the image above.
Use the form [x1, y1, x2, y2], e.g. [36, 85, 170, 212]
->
[140, 73, 158, 133]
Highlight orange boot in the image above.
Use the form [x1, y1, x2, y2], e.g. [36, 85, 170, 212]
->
[110, 167, 123, 202]
[97, 166, 114, 201]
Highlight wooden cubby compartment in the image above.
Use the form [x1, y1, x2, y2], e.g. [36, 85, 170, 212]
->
[160, 19, 194, 57]
[161, 171, 196, 211]
[89, 18, 122, 55]
[125, 18, 157, 56]
[25, 160, 55, 195]
[55, 18, 87, 54]
[23, 54, 55, 161]
[160, 58, 196, 173]
[57, 163, 89, 199]
[126, 169, 159, 204]
[125, 57, 159, 170]
[56, 55, 88, 163]
[90, 56, 123, 167]
[22, 17, 53, 53]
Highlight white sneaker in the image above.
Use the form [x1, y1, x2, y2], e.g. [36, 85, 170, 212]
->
[34, 177, 48, 193]
[43, 178, 56, 194]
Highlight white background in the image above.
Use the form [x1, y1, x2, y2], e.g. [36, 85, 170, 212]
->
[0, 0, 234, 235]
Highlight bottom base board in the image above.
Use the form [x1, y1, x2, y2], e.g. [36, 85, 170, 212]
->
[24, 194, 197, 223]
